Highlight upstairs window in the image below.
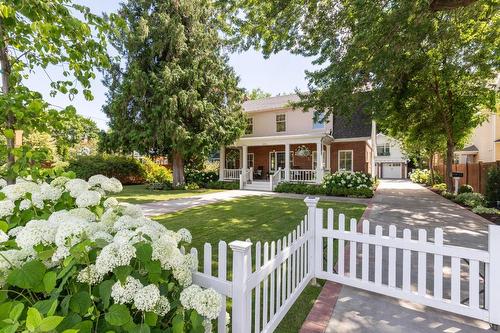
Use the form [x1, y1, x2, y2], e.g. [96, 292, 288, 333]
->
[245, 117, 253, 134]
[276, 114, 286, 132]
[377, 143, 390, 156]
[313, 112, 325, 129]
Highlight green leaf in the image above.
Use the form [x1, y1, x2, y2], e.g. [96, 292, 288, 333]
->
[172, 314, 184, 333]
[43, 271, 57, 293]
[113, 266, 133, 283]
[189, 311, 204, 332]
[26, 308, 42, 332]
[56, 313, 81, 332]
[34, 299, 58, 316]
[105, 304, 132, 327]
[72, 320, 93, 333]
[0, 323, 19, 333]
[130, 324, 150, 333]
[146, 261, 161, 283]
[69, 291, 92, 316]
[8, 303, 24, 322]
[7, 260, 46, 289]
[38, 316, 63, 332]
[144, 312, 157, 327]
[98, 279, 115, 309]
[3, 129, 14, 139]
[135, 243, 152, 263]
[0, 221, 8, 232]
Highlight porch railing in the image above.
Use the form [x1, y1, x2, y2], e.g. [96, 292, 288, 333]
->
[290, 169, 317, 183]
[224, 169, 242, 180]
[269, 167, 282, 191]
[239, 168, 253, 189]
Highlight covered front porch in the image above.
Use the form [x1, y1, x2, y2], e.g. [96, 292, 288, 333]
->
[219, 133, 333, 186]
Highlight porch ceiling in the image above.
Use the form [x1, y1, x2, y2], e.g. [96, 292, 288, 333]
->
[233, 133, 333, 146]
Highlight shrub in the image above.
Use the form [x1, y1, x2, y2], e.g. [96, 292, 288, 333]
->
[485, 167, 500, 206]
[185, 169, 218, 187]
[455, 192, 486, 208]
[432, 183, 447, 192]
[472, 206, 500, 215]
[441, 191, 456, 200]
[68, 155, 145, 185]
[141, 157, 173, 184]
[275, 180, 373, 198]
[0, 175, 223, 332]
[184, 183, 200, 190]
[205, 181, 239, 190]
[458, 184, 473, 194]
[409, 169, 430, 184]
[322, 171, 374, 197]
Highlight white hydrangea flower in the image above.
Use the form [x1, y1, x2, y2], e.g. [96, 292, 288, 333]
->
[195, 288, 222, 320]
[88, 174, 110, 187]
[40, 183, 63, 202]
[0, 249, 34, 287]
[95, 242, 136, 276]
[114, 215, 143, 232]
[31, 192, 45, 209]
[0, 200, 15, 218]
[0, 230, 8, 243]
[65, 179, 90, 198]
[102, 177, 123, 193]
[180, 285, 202, 309]
[203, 318, 212, 333]
[75, 190, 102, 208]
[120, 204, 144, 218]
[54, 218, 88, 248]
[88, 230, 114, 243]
[0, 179, 7, 189]
[19, 199, 31, 211]
[177, 228, 192, 243]
[111, 276, 143, 304]
[69, 208, 97, 222]
[101, 208, 119, 227]
[16, 219, 57, 250]
[134, 284, 161, 312]
[7, 226, 23, 237]
[50, 176, 71, 188]
[103, 197, 119, 209]
[155, 296, 171, 316]
[48, 210, 71, 224]
[51, 246, 70, 263]
[77, 265, 102, 285]
[152, 234, 182, 270]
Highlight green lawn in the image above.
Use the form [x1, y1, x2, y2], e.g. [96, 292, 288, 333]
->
[153, 196, 365, 333]
[114, 184, 223, 204]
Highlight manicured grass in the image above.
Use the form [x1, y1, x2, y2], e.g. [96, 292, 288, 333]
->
[153, 196, 365, 332]
[113, 184, 223, 204]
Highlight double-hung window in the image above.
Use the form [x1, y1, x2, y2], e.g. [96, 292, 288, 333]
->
[245, 117, 253, 134]
[338, 150, 353, 172]
[377, 143, 390, 156]
[312, 112, 325, 129]
[276, 114, 286, 132]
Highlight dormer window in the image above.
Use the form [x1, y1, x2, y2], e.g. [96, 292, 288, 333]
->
[276, 114, 286, 132]
[245, 117, 253, 134]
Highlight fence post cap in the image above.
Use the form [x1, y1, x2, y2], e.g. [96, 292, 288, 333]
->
[229, 240, 252, 252]
[304, 197, 320, 207]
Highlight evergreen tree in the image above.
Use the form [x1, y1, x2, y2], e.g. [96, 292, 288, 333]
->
[103, 0, 246, 186]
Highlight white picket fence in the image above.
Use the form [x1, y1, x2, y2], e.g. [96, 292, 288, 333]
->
[188, 198, 500, 332]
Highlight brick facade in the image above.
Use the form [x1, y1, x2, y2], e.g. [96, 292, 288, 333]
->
[225, 140, 372, 177]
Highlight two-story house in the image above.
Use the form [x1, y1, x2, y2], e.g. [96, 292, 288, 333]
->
[218, 94, 376, 188]
[374, 133, 409, 179]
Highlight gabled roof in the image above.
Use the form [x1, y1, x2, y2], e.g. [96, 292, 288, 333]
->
[332, 107, 372, 139]
[242, 94, 300, 112]
[459, 145, 479, 152]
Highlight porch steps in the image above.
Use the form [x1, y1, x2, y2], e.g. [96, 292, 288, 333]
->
[244, 181, 271, 192]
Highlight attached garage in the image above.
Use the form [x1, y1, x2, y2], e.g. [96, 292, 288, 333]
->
[382, 162, 403, 179]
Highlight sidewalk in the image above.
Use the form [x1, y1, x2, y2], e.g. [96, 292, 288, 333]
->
[302, 180, 492, 333]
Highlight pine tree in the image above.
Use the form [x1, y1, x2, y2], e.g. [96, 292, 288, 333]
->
[103, 0, 246, 186]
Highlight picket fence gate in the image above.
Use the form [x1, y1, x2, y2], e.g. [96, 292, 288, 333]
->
[188, 198, 500, 333]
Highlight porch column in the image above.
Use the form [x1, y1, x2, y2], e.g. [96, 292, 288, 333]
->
[326, 144, 331, 172]
[242, 146, 248, 172]
[285, 143, 290, 181]
[219, 146, 225, 181]
[316, 140, 323, 183]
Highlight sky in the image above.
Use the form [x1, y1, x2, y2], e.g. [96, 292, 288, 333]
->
[23, 1, 316, 129]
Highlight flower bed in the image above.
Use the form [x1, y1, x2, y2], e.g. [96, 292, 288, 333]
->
[0, 175, 223, 332]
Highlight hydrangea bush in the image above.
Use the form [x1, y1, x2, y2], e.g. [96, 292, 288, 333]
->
[409, 168, 431, 184]
[0, 175, 223, 333]
[322, 171, 374, 197]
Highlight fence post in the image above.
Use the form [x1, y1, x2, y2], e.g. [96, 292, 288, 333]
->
[488, 225, 500, 327]
[229, 240, 252, 333]
[304, 197, 320, 285]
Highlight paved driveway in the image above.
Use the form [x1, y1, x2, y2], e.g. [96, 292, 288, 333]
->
[324, 180, 492, 333]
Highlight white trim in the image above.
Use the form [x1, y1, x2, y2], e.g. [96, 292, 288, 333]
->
[234, 133, 331, 146]
[247, 152, 254, 168]
[334, 137, 371, 142]
[338, 149, 354, 172]
[269, 150, 293, 172]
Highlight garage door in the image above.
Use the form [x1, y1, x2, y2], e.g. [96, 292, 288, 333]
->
[382, 163, 402, 179]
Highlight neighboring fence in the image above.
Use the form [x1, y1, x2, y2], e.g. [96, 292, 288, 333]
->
[434, 161, 499, 194]
[188, 198, 500, 333]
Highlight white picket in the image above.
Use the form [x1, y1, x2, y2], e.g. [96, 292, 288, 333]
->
[327, 209, 334, 274]
[204, 243, 212, 275]
[292, 230, 297, 290]
[254, 242, 261, 333]
[451, 257, 461, 304]
[338, 214, 345, 276]
[434, 229, 443, 300]
[375, 225, 382, 284]
[388, 225, 396, 287]
[402, 229, 411, 292]
[262, 242, 269, 326]
[418, 229, 427, 296]
[287, 233, 292, 298]
[281, 236, 287, 306]
[218, 241, 227, 333]
[349, 218, 357, 279]
[469, 259, 480, 309]
[270, 241, 276, 318]
[276, 240, 282, 311]
[362, 220, 369, 281]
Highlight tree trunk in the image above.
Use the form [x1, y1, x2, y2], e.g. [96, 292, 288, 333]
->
[429, 154, 435, 185]
[0, 20, 15, 184]
[445, 140, 454, 190]
[172, 151, 185, 187]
